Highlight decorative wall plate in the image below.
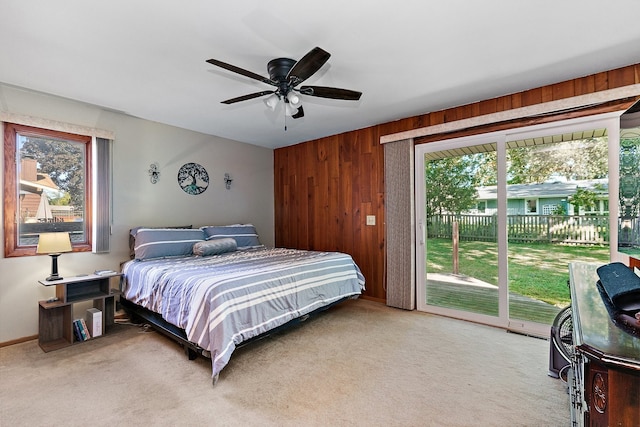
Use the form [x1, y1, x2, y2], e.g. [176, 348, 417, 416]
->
[177, 162, 209, 195]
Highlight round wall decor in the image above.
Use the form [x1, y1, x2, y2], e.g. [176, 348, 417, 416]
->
[177, 162, 209, 195]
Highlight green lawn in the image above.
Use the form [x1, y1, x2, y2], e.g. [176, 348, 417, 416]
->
[426, 238, 610, 307]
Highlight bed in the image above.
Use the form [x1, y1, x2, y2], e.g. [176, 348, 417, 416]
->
[120, 225, 365, 384]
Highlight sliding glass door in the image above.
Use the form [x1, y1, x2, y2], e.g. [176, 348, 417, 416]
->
[420, 140, 501, 324]
[505, 129, 610, 328]
[415, 114, 620, 335]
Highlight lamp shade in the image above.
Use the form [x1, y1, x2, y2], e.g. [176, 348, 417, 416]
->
[286, 91, 300, 106]
[37, 232, 72, 255]
[285, 103, 299, 117]
[264, 94, 279, 110]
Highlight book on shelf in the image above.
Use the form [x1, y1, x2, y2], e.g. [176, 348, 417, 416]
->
[73, 320, 84, 342]
[80, 318, 91, 340]
[73, 319, 90, 341]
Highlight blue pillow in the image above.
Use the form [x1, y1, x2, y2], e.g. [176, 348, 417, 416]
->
[201, 224, 262, 250]
[134, 228, 205, 260]
[128, 225, 192, 259]
[193, 238, 237, 256]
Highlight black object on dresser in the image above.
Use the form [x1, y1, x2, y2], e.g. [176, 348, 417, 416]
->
[568, 262, 640, 427]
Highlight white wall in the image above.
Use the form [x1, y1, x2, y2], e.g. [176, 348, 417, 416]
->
[0, 84, 275, 343]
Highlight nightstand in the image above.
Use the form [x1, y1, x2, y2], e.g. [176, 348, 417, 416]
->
[38, 273, 122, 352]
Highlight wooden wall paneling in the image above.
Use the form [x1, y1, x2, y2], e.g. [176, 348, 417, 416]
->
[315, 138, 326, 245]
[326, 137, 340, 251]
[274, 62, 640, 305]
[364, 127, 386, 301]
[551, 80, 575, 100]
[348, 133, 365, 292]
[303, 143, 311, 247]
[574, 74, 595, 96]
[288, 150, 296, 246]
[274, 150, 282, 244]
[509, 92, 523, 109]
[430, 110, 446, 126]
[274, 150, 285, 247]
[540, 84, 554, 103]
[338, 137, 354, 255]
[303, 144, 313, 248]
[478, 98, 496, 116]
[281, 150, 290, 245]
[286, 153, 297, 247]
[494, 95, 510, 112]
[612, 65, 639, 88]
[443, 106, 460, 122]
[282, 149, 294, 247]
[306, 175, 316, 250]
[281, 148, 293, 247]
[520, 87, 543, 106]
[594, 71, 609, 91]
[355, 144, 371, 287]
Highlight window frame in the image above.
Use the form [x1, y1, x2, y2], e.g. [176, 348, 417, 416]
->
[3, 122, 93, 257]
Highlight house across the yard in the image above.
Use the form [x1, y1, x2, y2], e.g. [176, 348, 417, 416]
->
[471, 179, 609, 216]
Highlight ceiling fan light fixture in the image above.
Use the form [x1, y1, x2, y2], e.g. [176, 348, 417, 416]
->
[264, 93, 279, 110]
[284, 102, 299, 117]
[286, 91, 301, 106]
[206, 47, 360, 122]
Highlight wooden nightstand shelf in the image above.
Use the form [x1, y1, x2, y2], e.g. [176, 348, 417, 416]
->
[38, 273, 121, 352]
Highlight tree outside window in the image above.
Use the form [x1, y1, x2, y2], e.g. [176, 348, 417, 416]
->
[3, 123, 92, 257]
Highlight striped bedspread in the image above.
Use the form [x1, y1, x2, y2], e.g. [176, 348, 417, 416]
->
[121, 248, 365, 377]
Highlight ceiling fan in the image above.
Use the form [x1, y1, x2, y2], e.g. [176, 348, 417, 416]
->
[206, 47, 362, 120]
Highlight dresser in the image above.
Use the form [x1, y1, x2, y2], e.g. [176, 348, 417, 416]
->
[568, 262, 640, 426]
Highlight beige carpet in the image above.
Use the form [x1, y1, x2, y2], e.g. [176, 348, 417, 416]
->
[0, 299, 569, 426]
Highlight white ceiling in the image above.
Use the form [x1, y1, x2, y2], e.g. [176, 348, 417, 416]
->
[2, 1, 640, 150]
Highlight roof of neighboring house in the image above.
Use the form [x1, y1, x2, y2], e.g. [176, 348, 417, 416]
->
[477, 179, 608, 200]
[19, 174, 60, 193]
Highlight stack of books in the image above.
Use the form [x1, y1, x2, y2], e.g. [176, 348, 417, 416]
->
[73, 318, 91, 342]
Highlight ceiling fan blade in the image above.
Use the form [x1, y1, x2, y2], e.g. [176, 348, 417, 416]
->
[206, 58, 276, 86]
[221, 90, 275, 104]
[287, 47, 331, 86]
[299, 85, 362, 101]
[292, 105, 304, 119]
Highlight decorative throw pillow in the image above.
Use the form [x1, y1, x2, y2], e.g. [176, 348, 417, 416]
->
[193, 238, 237, 257]
[201, 224, 263, 250]
[134, 228, 204, 260]
[129, 225, 193, 259]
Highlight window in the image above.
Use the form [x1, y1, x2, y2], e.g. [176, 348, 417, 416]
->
[526, 199, 537, 214]
[542, 204, 566, 215]
[3, 123, 92, 257]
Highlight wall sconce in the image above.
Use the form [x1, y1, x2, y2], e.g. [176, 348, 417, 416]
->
[148, 163, 160, 184]
[224, 173, 233, 190]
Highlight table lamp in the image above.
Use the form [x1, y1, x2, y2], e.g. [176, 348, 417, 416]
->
[37, 232, 72, 281]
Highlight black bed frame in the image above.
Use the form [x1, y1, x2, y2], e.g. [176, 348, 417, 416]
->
[120, 295, 354, 363]
[120, 297, 207, 360]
